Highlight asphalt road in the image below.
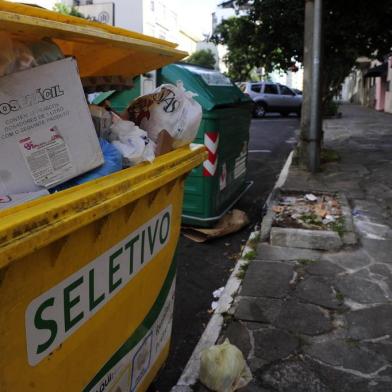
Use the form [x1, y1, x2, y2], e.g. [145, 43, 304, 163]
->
[155, 114, 299, 391]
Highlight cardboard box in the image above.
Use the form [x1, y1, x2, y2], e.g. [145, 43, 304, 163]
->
[0, 190, 49, 211]
[0, 58, 104, 194]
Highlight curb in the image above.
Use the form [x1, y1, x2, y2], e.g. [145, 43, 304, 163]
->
[173, 236, 259, 389]
[171, 150, 295, 391]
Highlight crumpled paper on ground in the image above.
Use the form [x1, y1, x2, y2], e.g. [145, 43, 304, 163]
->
[182, 209, 249, 243]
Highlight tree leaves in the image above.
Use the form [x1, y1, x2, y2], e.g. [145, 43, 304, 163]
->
[213, 0, 392, 92]
[185, 49, 216, 69]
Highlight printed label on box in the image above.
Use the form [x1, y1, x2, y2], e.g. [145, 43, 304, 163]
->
[18, 126, 74, 187]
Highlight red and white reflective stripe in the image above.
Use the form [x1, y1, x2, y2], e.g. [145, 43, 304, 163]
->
[203, 132, 219, 176]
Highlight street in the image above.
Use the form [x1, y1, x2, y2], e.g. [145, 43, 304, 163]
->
[155, 115, 299, 391]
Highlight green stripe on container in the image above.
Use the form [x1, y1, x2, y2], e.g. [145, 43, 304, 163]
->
[83, 256, 177, 391]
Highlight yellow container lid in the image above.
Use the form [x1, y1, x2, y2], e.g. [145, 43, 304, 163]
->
[0, 0, 187, 77]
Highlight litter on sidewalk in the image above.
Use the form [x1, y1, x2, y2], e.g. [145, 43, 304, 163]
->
[273, 192, 342, 230]
[199, 339, 252, 392]
[182, 209, 249, 243]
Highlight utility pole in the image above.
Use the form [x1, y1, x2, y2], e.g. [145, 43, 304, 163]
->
[300, 0, 323, 173]
[299, 0, 314, 168]
[308, 0, 323, 172]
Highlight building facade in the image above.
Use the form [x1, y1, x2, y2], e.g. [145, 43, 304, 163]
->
[341, 56, 392, 114]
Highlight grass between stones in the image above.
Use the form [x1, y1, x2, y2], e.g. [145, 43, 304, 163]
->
[247, 233, 261, 249]
[243, 250, 256, 261]
[236, 262, 250, 280]
[331, 216, 346, 237]
[321, 148, 341, 163]
[335, 291, 345, 302]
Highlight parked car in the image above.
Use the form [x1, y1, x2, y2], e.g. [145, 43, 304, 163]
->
[240, 82, 302, 118]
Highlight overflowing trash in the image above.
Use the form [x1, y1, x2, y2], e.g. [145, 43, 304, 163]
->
[107, 119, 156, 166]
[199, 339, 252, 392]
[126, 81, 202, 148]
[273, 192, 342, 230]
[0, 32, 64, 76]
[0, 33, 202, 211]
[52, 139, 122, 191]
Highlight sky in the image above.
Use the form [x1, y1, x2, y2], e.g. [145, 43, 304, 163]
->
[166, 0, 221, 38]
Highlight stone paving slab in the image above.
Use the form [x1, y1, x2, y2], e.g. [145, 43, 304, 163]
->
[304, 339, 387, 374]
[346, 304, 392, 339]
[240, 262, 294, 298]
[253, 328, 300, 363]
[235, 297, 282, 324]
[362, 338, 392, 362]
[304, 259, 345, 276]
[294, 276, 344, 309]
[361, 238, 392, 264]
[274, 300, 333, 336]
[335, 275, 390, 304]
[306, 357, 390, 392]
[260, 359, 331, 392]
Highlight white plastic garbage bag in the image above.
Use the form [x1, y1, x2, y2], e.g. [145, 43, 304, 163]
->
[108, 119, 155, 166]
[199, 339, 252, 392]
[126, 81, 202, 148]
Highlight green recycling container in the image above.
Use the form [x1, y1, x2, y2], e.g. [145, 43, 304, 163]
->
[158, 63, 253, 227]
[92, 77, 141, 113]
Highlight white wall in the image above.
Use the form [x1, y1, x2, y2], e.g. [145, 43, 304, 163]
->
[91, 0, 143, 32]
[385, 57, 392, 113]
[7, 0, 58, 10]
[268, 67, 303, 90]
[176, 30, 201, 55]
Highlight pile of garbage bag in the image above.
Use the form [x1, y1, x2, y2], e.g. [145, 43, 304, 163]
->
[0, 33, 202, 210]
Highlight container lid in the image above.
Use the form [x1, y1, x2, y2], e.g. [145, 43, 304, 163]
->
[160, 63, 252, 111]
[0, 1, 187, 77]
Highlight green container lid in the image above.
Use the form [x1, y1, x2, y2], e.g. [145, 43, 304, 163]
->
[159, 63, 252, 111]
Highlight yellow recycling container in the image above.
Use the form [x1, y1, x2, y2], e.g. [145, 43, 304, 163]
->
[0, 3, 206, 391]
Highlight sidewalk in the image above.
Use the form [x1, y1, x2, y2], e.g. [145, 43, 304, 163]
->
[219, 104, 392, 392]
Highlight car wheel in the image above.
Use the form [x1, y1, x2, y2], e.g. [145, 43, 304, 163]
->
[253, 102, 266, 118]
[280, 112, 289, 117]
[296, 106, 302, 117]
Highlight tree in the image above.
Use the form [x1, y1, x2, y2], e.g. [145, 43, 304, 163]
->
[185, 49, 216, 69]
[53, 3, 85, 18]
[213, 17, 260, 81]
[213, 0, 392, 101]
